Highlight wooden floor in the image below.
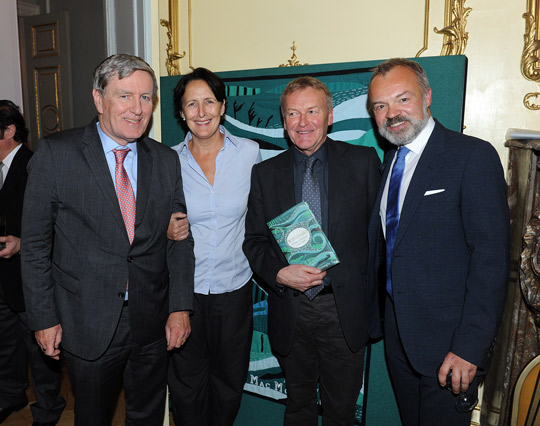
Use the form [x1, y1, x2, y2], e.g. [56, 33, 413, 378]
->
[3, 360, 75, 425]
[2, 360, 173, 425]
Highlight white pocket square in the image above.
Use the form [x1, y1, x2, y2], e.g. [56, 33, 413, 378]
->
[424, 189, 445, 196]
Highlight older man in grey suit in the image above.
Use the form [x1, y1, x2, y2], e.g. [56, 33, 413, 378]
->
[21, 54, 194, 426]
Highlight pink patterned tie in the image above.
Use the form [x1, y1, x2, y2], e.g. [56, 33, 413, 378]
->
[113, 148, 136, 244]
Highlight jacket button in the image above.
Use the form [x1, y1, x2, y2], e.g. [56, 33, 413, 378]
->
[127, 257, 133, 263]
[118, 292, 125, 298]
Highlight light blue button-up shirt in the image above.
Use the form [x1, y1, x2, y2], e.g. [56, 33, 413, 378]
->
[96, 122, 138, 199]
[172, 126, 261, 295]
[97, 122, 138, 300]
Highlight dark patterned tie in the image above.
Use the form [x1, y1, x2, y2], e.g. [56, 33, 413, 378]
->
[302, 156, 324, 300]
[386, 147, 409, 298]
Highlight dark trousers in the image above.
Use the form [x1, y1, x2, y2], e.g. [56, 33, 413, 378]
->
[276, 293, 365, 426]
[64, 304, 168, 426]
[0, 285, 64, 423]
[168, 282, 253, 426]
[384, 296, 477, 426]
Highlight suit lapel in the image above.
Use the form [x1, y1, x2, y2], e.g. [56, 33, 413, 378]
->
[275, 149, 295, 213]
[368, 149, 394, 248]
[1, 145, 29, 194]
[395, 123, 445, 249]
[134, 139, 152, 230]
[81, 122, 127, 239]
[328, 140, 349, 240]
[374, 149, 395, 220]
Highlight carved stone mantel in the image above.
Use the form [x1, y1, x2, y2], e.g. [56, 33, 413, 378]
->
[514, 140, 540, 325]
[481, 138, 540, 425]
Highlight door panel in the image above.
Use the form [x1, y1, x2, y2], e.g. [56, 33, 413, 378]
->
[23, 12, 73, 149]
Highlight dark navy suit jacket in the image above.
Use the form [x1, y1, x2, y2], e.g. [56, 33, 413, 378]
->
[368, 120, 509, 377]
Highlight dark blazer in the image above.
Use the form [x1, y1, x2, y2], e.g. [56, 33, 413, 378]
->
[368, 120, 509, 377]
[21, 119, 195, 361]
[243, 139, 381, 356]
[0, 144, 32, 312]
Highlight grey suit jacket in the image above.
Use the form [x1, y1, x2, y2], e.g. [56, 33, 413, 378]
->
[21, 119, 195, 361]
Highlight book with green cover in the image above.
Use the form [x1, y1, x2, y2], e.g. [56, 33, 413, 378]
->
[266, 202, 340, 271]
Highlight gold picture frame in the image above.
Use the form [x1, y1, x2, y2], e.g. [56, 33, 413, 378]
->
[416, 0, 471, 57]
[435, 0, 471, 56]
[160, 0, 185, 76]
[522, 0, 540, 110]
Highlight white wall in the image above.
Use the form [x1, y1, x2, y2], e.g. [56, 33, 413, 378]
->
[1, 0, 23, 109]
[153, 1, 539, 171]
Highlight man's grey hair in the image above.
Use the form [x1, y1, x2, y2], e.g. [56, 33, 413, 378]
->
[367, 58, 431, 112]
[93, 54, 158, 100]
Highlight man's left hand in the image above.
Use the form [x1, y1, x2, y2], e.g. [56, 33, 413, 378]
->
[438, 351, 477, 394]
[167, 212, 189, 241]
[165, 310, 191, 350]
[0, 235, 20, 259]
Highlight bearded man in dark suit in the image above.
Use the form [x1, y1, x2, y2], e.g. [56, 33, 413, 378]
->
[367, 58, 509, 426]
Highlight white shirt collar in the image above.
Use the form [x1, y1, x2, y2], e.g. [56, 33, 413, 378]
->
[96, 122, 138, 154]
[1, 143, 23, 171]
[402, 116, 435, 155]
[178, 125, 234, 155]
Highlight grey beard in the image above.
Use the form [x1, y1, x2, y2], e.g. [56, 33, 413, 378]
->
[379, 107, 430, 146]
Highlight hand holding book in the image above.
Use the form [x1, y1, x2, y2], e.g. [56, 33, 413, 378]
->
[267, 202, 340, 271]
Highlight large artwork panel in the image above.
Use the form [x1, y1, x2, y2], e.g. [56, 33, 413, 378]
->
[160, 55, 466, 154]
[160, 55, 467, 425]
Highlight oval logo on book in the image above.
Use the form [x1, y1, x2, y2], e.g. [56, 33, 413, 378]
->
[287, 227, 310, 248]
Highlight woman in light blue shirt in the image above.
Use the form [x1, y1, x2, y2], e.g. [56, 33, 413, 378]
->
[167, 68, 260, 426]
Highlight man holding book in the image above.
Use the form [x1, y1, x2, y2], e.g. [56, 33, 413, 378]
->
[243, 76, 381, 425]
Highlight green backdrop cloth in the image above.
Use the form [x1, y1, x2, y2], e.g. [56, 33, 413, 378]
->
[160, 55, 467, 425]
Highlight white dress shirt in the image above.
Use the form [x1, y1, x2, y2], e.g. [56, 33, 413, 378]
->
[380, 117, 435, 236]
[0, 143, 23, 185]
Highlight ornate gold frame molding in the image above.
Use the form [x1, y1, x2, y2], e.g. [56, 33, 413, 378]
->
[522, 0, 540, 110]
[435, 0, 471, 56]
[416, 0, 431, 57]
[416, 0, 471, 57]
[160, 0, 187, 76]
[163, 0, 470, 73]
[279, 41, 309, 67]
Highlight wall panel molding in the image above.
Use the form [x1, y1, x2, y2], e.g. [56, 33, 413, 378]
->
[522, 0, 540, 110]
